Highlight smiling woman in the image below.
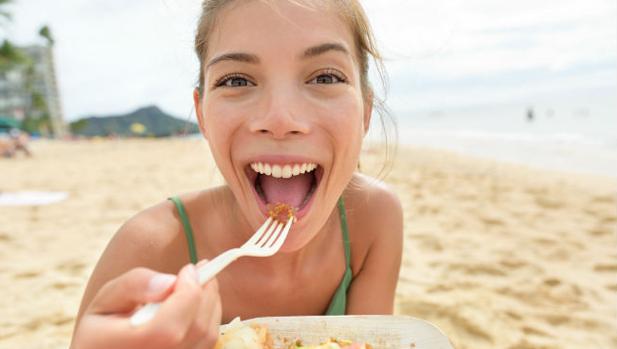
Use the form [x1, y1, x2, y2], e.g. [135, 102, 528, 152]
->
[70, 1, 403, 348]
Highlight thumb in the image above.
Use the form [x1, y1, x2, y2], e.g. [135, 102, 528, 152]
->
[88, 268, 176, 315]
[195, 258, 210, 272]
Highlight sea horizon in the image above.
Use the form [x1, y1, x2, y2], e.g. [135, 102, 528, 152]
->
[385, 100, 617, 179]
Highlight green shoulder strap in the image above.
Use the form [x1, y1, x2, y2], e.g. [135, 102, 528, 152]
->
[325, 196, 353, 315]
[168, 196, 198, 264]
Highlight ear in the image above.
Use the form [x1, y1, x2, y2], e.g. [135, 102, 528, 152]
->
[193, 88, 208, 140]
[363, 93, 373, 135]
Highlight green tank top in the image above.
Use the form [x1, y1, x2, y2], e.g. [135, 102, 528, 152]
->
[168, 196, 352, 315]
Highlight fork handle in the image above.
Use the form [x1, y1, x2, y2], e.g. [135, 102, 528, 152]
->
[196, 248, 241, 284]
[130, 248, 241, 327]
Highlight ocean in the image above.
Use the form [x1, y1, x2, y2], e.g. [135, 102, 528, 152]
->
[384, 102, 617, 179]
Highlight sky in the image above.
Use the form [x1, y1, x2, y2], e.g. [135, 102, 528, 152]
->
[3, 0, 616, 122]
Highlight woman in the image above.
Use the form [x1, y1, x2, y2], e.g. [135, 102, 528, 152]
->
[71, 1, 402, 347]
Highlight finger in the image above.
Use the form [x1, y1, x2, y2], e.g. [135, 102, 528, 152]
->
[74, 314, 144, 349]
[198, 292, 222, 349]
[194, 258, 210, 284]
[147, 264, 201, 342]
[192, 328, 220, 349]
[182, 278, 222, 344]
[195, 258, 210, 269]
[89, 268, 176, 315]
[205, 288, 223, 347]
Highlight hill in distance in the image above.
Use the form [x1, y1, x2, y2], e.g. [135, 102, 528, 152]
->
[70, 105, 200, 137]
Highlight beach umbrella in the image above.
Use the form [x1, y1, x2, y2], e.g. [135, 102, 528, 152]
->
[0, 116, 21, 130]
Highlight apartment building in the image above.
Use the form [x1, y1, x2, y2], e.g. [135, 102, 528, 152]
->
[0, 44, 65, 137]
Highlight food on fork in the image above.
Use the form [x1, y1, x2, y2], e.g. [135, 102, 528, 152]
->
[267, 203, 297, 224]
[215, 318, 371, 349]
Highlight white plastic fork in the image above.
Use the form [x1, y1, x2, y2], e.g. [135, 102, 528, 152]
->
[130, 216, 293, 326]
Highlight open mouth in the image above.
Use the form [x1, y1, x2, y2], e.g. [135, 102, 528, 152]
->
[245, 161, 324, 220]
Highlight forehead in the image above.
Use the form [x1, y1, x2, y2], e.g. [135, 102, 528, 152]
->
[207, 0, 355, 61]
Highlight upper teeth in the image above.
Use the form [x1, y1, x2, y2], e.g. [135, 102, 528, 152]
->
[250, 162, 317, 179]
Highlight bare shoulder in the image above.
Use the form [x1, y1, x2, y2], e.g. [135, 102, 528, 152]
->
[87, 196, 192, 282]
[107, 198, 188, 272]
[344, 173, 403, 272]
[345, 172, 403, 240]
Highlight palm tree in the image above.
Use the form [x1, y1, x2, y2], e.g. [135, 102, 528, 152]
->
[38, 25, 54, 46]
[25, 24, 57, 136]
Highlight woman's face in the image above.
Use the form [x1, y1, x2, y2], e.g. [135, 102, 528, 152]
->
[195, 0, 371, 251]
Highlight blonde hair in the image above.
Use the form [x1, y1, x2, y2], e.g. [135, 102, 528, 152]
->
[194, 0, 397, 177]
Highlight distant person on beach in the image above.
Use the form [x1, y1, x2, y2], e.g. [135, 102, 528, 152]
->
[527, 107, 535, 122]
[11, 129, 32, 157]
[0, 134, 12, 157]
[0, 129, 31, 158]
[71, 1, 402, 348]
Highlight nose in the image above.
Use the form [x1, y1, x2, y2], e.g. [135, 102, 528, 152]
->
[248, 89, 310, 139]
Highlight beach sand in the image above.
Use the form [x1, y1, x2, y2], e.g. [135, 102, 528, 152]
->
[0, 139, 615, 349]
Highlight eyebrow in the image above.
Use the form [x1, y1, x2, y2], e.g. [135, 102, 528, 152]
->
[206, 52, 260, 69]
[302, 42, 350, 59]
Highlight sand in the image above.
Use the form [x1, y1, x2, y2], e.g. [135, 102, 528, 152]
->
[0, 139, 615, 349]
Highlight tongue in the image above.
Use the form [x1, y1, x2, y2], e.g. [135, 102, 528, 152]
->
[260, 172, 313, 208]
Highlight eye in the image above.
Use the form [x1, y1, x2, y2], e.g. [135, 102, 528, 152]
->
[215, 74, 255, 88]
[308, 69, 347, 85]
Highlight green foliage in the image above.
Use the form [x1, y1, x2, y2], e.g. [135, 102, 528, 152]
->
[31, 91, 46, 110]
[22, 112, 51, 135]
[69, 118, 88, 133]
[20, 87, 53, 135]
[0, 39, 29, 72]
[38, 25, 54, 46]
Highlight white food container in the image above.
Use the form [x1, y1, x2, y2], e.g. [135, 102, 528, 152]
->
[220, 315, 454, 349]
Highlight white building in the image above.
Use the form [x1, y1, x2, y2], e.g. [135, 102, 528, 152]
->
[0, 44, 65, 137]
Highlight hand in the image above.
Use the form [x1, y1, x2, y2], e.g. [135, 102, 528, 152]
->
[72, 263, 222, 349]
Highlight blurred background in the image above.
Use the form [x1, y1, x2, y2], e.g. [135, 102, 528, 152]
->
[0, 1, 616, 349]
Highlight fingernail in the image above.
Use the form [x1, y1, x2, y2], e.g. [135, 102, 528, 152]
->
[148, 273, 176, 295]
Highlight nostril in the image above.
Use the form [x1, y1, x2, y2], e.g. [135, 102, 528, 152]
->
[259, 129, 269, 134]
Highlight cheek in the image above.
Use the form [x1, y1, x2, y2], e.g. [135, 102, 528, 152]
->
[321, 96, 365, 182]
[203, 101, 245, 141]
[326, 96, 365, 146]
[202, 106, 239, 164]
